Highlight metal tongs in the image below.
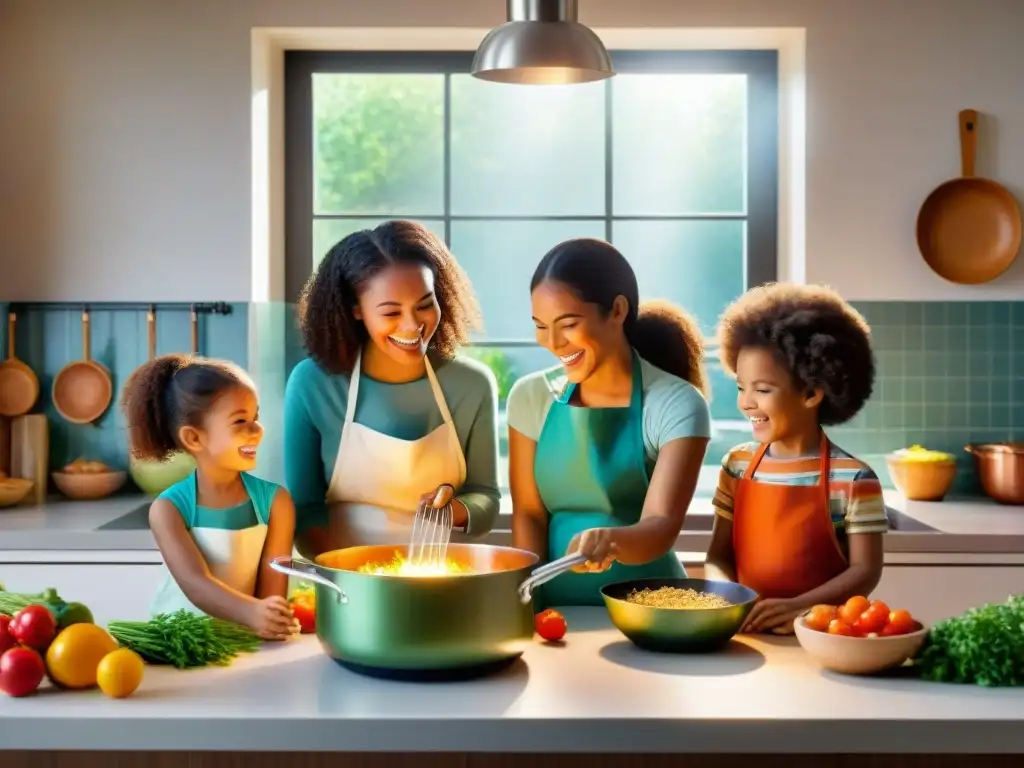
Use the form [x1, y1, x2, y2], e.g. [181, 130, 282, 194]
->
[407, 483, 455, 569]
[517, 552, 589, 604]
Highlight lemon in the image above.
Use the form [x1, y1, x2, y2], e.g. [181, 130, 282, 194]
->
[96, 648, 144, 699]
[45, 623, 119, 689]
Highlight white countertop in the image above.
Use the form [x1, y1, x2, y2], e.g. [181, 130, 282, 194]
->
[1, 491, 1023, 562]
[0, 607, 1020, 754]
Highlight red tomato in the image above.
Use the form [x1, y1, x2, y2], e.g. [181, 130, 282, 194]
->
[836, 596, 870, 626]
[0, 616, 16, 655]
[827, 618, 855, 636]
[881, 608, 917, 636]
[534, 609, 567, 642]
[290, 598, 316, 634]
[0, 647, 46, 697]
[803, 604, 836, 632]
[868, 599, 890, 615]
[9, 605, 56, 652]
[852, 604, 889, 636]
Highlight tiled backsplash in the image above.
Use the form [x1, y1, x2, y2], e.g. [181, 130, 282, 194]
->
[5, 299, 1021, 499]
[0, 303, 248, 484]
[831, 301, 1023, 493]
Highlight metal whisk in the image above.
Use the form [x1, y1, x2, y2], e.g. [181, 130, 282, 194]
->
[407, 484, 454, 570]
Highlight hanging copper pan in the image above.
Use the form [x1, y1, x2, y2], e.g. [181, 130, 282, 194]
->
[0, 312, 40, 417]
[915, 109, 1022, 284]
[52, 309, 113, 424]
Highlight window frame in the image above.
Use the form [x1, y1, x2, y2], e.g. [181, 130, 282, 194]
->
[283, 49, 779, 317]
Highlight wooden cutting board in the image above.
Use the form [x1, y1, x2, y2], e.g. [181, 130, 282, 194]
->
[11, 413, 49, 505]
[0, 416, 10, 477]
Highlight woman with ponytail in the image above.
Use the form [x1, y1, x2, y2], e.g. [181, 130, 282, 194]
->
[507, 238, 711, 607]
[121, 354, 296, 639]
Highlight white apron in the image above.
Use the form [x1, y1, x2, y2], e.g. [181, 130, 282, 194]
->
[149, 474, 270, 617]
[325, 351, 467, 549]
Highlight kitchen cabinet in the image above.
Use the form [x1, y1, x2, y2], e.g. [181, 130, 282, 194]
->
[0, 563, 164, 624]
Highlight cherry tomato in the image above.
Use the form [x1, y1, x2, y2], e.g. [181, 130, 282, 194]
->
[836, 596, 870, 626]
[803, 604, 836, 632]
[853, 604, 889, 636]
[881, 608, 917, 636]
[290, 598, 316, 634]
[9, 605, 56, 652]
[868, 599, 890, 615]
[534, 609, 567, 642]
[0, 646, 46, 697]
[0, 616, 16, 656]
[827, 618, 855, 636]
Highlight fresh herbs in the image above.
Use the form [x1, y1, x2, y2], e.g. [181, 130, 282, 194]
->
[913, 594, 1024, 687]
[107, 610, 262, 669]
[0, 586, 94, 628]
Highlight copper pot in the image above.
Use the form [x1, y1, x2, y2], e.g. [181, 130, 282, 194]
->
[964, 443, 1024, 505]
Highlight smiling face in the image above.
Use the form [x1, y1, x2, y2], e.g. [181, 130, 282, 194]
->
[179, 385, 263, 472]
[531, 279, 629, 385]
[353, 263, 440, 368]
[735, 347, 823, 446]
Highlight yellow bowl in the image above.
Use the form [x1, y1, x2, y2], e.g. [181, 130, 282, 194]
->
[52, 471, 127, 501]
[886, 454, 957, 501]
[794, 615, 928, 675]
[0, 478, 34, 508]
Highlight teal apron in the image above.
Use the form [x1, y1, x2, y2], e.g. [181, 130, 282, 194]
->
[533, 350, 686, 607]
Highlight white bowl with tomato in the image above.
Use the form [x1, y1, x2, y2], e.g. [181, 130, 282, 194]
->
[793, 596, 928, 676]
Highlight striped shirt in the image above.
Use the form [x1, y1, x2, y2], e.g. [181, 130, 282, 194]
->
[712, 440, 889, 553]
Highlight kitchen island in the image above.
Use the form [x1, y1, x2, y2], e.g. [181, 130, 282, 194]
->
[0, 608, 1021, 767]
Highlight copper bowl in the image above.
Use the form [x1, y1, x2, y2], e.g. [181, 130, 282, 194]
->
[965, 443, 1024, 505]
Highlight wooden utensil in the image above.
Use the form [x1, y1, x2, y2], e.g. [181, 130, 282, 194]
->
[0, 312, 40, 417]
[916, 109, 1022, 284]
[52, 309, 114, 424]
[11, 413, 49, 505]
[0, 416, 11, 477]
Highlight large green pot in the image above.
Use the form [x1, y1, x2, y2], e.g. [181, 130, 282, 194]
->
[271, 544, 584, 680]
[601, 577, 759, 653]
[129, 451, 196, 496]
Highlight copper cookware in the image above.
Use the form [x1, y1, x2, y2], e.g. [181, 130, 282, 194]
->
[964, 442, 1024, 505]
[0, 312, 40, 417]
[52, 309, 113, 424]
[916, 110, 1022, 285]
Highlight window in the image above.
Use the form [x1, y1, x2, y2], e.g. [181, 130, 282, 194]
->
[285, 50, 779, 492]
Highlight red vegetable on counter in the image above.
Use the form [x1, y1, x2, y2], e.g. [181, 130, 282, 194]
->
[0, 616, 16, 655]
[8, 605, 57, 652]
[0, 646, 46, 697]
[535, 609, 567, 642]
[291, 596, 316, 634]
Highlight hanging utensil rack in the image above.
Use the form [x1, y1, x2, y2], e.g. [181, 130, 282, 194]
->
[7, 302, 233, 315]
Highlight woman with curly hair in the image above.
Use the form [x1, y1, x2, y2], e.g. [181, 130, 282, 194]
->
[706, 283, 888, 634]
[283, 220, 499, 558]
[508, 238, 712, 607]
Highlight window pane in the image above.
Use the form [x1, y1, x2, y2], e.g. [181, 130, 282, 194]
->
[611, 220, 745, 336]
[313, 218, 446, 265]
[449, 76, 606, 216]
[312, 74, 445, 215]
[451, 220, 606, 339]
[612, 74, 746, 215]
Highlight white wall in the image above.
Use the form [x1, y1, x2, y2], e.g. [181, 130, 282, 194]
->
[1, 0, 1023, 302]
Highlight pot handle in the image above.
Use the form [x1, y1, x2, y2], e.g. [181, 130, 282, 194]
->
[517, 553, 588, 605]
[270, 556, 348, 604]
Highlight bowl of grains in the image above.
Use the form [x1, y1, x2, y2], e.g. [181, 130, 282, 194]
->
[600, 578, 759, 653]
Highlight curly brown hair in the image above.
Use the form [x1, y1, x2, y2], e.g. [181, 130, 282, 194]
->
[120, 353, 255, 461]
[297, 220, 482, 375]
[531, 238, 708, 396]
[716, 283, 875, 425]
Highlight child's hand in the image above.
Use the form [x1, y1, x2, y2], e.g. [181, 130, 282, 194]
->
[740, 597, 804, 634]
[247, 596, 296, 640]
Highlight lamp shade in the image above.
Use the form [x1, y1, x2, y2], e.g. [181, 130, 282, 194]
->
[471, 0, 614, 85]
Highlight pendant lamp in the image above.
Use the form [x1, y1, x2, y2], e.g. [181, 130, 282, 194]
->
[471, 0, 614, 85]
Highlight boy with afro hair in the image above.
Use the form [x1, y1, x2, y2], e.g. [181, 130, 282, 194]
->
[705, 283, 888, 634]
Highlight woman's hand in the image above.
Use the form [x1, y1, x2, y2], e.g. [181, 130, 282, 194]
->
[417, 484, 469, 529]
[740, 597, 805, 634]
[566, 528, 618, 573]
